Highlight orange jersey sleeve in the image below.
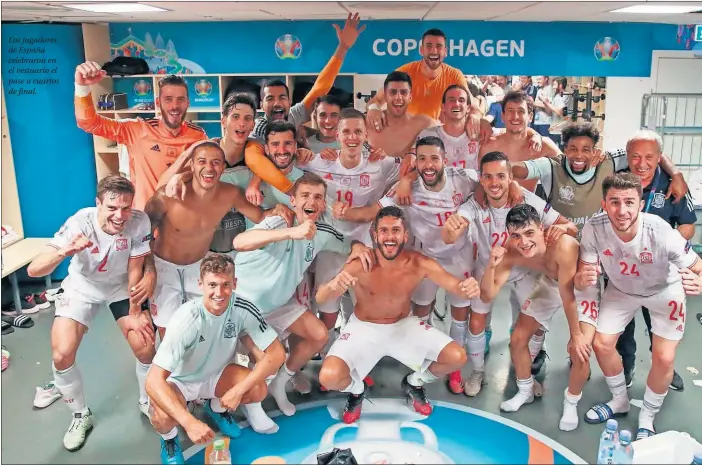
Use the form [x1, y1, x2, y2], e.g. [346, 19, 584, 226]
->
[75, 93, 139, 145]
[244, 141, 294, 193]
[301, 56, 343, 109]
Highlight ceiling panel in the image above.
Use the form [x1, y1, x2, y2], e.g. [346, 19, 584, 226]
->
[494, 1, 639, 20]
[425, 2, 535, 20]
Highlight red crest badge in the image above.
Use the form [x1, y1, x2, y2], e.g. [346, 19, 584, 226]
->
[359, 174, 370, 187]
[116, 238, 128, 251]
[639, 251, 653, 264]
[452, 193, 463, 207]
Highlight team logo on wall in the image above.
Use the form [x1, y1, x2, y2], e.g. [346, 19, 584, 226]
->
[594, 37, 620, 61]
[195, 79, 212, 97]
[275, 34, 302, 60]
[133, 79, 152, 96]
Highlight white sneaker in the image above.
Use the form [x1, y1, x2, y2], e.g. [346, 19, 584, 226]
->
[34, 381, 62, 408]
[463, 371, 485, 397]
[139, 399, 150, 418]
[63, 410, 94, 451]
[291, 371, 311, 394]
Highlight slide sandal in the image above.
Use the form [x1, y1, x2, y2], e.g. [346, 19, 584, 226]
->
[584, 402, 628, 424]
[2, 314, 34, 329]
[636, 428, 655, 440]
[1, 320, 14, 335]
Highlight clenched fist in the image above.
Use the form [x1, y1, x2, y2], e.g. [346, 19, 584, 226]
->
[290, 219, 316, 240]
[458, 276, 480, 299]
[75, 61, 106, 86]
[444, 214, 469, 240]
[331, 271, 358, 293]
[61, 234, 93, 257]
[488, 246, 507, 269]
[332, 201, 349, 219]
[576, 262, 599, 289]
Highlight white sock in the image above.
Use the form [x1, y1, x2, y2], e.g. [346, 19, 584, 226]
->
[210, 397, 226, 413]
[268, 364, 296, 416]
[639, 385, 666, 432]
[53, 363, 89, 415]
[136, 361, 150, 404]
[559, 388, 582, 432]
[585, 371, 630, 421]
[341, 377, 365, 395]
[407, 370, 438, 387]
[449, 318, 467, 346]
[243, 402, 279, 434]
[500, 377, 534, 412]
[466, 330, 486, 372]
[159, 427, 178, 441]
[528, 333, 545, 361]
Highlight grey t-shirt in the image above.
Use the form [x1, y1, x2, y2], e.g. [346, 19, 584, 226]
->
[253, 102, 309, 140]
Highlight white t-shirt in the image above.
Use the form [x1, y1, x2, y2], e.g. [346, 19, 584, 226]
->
[49, 207, 152, 302]
[580, 212, 699, 297]
[379, 167, 479, 259]
[418, 126, 480, 171]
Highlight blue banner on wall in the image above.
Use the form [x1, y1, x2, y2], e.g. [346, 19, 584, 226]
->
[110, 21, 687, 77]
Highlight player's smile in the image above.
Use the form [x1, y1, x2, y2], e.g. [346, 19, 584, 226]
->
[273, 151, 294, 170]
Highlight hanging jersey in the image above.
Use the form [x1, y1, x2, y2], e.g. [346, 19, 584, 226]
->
[418, 126, 479, 170]
[379, 167, 479, 259]
[580, 212, 699, 297]
[153, 294, 277, 385]
[48, 208, 152, 302]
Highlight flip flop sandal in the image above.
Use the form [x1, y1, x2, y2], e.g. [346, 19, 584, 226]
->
[636, 428, 655, 440]
[584, 402, 628, 424]
[1, 320, 14, 335]
[2, 314, 34, 329]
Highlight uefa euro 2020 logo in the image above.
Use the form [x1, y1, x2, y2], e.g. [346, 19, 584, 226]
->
[275, 34, 302, 60]
[133, 79, 152, 96]
[594, 37, 620, 61]
[194, 79, 212, 97]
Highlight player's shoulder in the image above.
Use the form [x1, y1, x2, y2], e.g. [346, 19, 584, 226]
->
[641, 212, 674, 232]
[555, 233, 580, 254]
[169, 298, 205, 329]
[443, 63, 465, 79]
[184, 121, 207, 137]
[127, 209, 151, 230]
[70, 207, 97, 222]
[315, 217, 345, 241]
[231, 294, 264, 321]
[418, 125, 441, 139]
[586, 211, 610, 228]
[397, 60, 422, 74]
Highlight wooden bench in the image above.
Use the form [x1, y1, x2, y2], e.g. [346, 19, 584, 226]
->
[2, 238, 53, 312]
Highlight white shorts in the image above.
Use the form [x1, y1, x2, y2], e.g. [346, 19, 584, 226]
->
[471, 267, 536, 316]
[151, 255, 203, 328]
[166, 365, 227, 403]
[520, 274, 562, 331]
[576, 281, 602, 328]
[265, 272, 312, 340]
[54, 286, 129, 330]
[597, 282, 686, 341]
[412, 244, 475, 308]
[312, 251, 347, 314]
[326, 314, 453, 385]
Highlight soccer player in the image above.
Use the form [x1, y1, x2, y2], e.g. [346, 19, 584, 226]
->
[442, 151, 575, 396]
[577, 172, 702, 440]
[304, 95, 343, 153]
[317, 206, 478, 422]
[146, 254, 286, 464]
[27, 176, 155, 451]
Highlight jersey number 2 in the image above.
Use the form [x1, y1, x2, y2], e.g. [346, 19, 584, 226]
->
[580, 300, 598, 320]
[619, 262, 640, 276]
[668, 301, 685, 322]
[491, 232, 508, 247]
[97, 255, 108, 273]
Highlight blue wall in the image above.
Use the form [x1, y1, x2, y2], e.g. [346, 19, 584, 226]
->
[2, 23, 97, 280]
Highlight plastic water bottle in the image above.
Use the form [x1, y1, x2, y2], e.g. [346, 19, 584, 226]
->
[210, 439, 231, 465]
[692, 451, 702, 464]
[597, 419, 619, 464]
[612, 430, 633, 464]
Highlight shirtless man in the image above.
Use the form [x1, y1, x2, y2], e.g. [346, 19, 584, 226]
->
[480, 204, 591, 415]
[316, 206, 478, 423]
[145, 142, 292, 335]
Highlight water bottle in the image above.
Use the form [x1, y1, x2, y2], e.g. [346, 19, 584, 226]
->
[597, 419, 618, 464]
[691, 450, 702, 465]
[210, 438, 231, 465]
[612, 430, 633, 464]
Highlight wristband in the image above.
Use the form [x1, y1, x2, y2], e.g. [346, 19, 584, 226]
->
[367, 103, 381, 112]
[75, 83, 91, 97]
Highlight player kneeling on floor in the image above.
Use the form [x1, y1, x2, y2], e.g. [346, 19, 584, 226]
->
[317, 206, 477, 423]
[146, 254, 285, 464]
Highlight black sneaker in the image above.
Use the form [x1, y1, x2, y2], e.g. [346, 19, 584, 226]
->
[624, 365, 636, 388]
[341, 391, 364, 424]
[2, 299, 37, 316]
[401, 374, 432, 416]
[669, 370, 684, 391]
[531, 350, 548, 375]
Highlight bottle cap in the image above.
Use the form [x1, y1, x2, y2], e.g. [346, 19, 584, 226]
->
[606, 419, 618, 430]
[213, 439, 226, 451]
[619, 430, 631, 443]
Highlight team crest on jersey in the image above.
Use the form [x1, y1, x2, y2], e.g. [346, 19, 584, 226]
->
[468, 141, 478, 154]
[223, 320, 236, 339]
[651, 193, 665, 209]
[359, 174, 370, 187]
[452, 193, 464, 207]
[558, 185, 575, 204]
[305, 243, 315, 262]
[521, 299, 531, 311]
[116, 238, 128, 251]
[167, 147, 178, 158]
[639, 249, 653, 264]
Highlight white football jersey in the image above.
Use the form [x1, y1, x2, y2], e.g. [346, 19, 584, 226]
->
[457, 188, 561, 278]
[303, 154, 401, 243]
[380, 167, 479, 259]
[418, 126, 480, 171]
[580, 212, 699, 297]
[49, 207, 152, 302]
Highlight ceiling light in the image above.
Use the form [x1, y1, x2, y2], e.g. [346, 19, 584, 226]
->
[63, 3, 168, 13]
[610, 5, 702, 14]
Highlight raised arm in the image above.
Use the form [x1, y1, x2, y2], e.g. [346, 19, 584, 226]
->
[479, 247, 513, 303]
[244, 141, 294, 194]
[144, 190, 168, 234]
[157, 141, 208, 188]
[233, 217, 311, 252]
[316, 259, 365, 305]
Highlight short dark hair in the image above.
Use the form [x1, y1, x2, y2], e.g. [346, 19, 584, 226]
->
[562, 122, 600, 148]
[602, 172, 643, 200]
[416, 135, 445, 153]
[261, 79, 290, 101]
[422, 28, 447, 43]
[192, 141, 225, 162]
[158, 75, 188, 94]
[339, 107, 365, 123]
[265, 121, 297, 144]
[442, 84, 471, 105]
[292, 171, 327, 196]
[506, 204, 541, 231]
[384, 71, 412, 91]
[315, 94, 343, 110]
[501, 90, 534, 114]
[222, 93, 256, 117]
[480, 151, 511, 171]
[373, 205, 406, 231]
[200, 253, 235, 279]
[97, 175, 135, 201]
[554, 76, 568, 89]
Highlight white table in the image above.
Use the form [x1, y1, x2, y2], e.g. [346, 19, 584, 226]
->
[2, 238, 53, 312]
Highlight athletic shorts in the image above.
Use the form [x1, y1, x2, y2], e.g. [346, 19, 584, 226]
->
[326, 314, 453, 385]
[54, 286, 130, 330]
[575, 281, 602, 328]
[471, 267, 536, 315]
[597, 282, 686, 341]
[412, 244, 475, 308]
[265, 272, 311, 340]
[166, 365, 228, 403]
[151, 255, 203, 328]
[520, 274, 562, 331]
[312, 251, 347, 314]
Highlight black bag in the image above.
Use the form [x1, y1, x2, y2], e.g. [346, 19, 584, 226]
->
[317, 448, 358, 465]
[102, 56, 150, 76]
